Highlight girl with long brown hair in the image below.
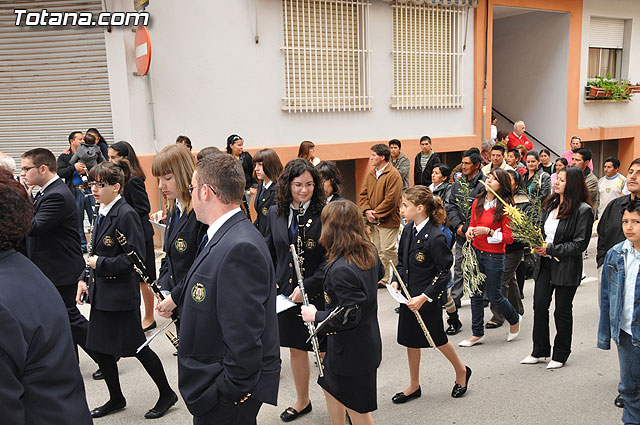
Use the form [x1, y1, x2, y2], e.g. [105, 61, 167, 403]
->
[390, 186, 470, 405]
[297, 140, 321, 166]
[253, 148, 283, 236]
[301, 200, 383, 425]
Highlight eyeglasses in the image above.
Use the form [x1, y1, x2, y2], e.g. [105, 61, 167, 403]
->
[189, 183, 217, 195]
[89, 182, 110, 188]
[21, 166, 36, 172]
[291, 182, 315, 189]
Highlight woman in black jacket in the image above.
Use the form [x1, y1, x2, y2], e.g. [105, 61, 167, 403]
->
[316, 160, 344, 203]
[108, 141, 157, 333]
[253, 148, 283, 236]
[76, 162, 176, 419]
[521, 166, 594, 369]
[430, 164, 453, 208]
[227, 134, 257, 219]
[302, 200, 383, 424]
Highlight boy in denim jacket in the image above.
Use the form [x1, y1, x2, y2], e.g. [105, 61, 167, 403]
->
[599, 199, 640, 424]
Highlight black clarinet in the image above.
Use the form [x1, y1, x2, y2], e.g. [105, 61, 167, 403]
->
[114, 229, 179, 349]
[81, 204, 100, 303]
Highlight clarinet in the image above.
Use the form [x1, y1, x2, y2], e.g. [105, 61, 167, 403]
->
[114, 229, 179, 350]
[81, 204, 100, 303]
[291, 202, 324, 377]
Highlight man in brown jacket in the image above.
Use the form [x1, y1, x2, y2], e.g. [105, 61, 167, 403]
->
[359, 144, 403, 286]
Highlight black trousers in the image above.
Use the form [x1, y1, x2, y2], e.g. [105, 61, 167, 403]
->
[532, 258, 578, 363]
[57, 283, 97, 363]
[193, 398, 262, 425]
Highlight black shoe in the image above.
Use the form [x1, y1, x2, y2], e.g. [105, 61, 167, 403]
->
[485, 321, 503, 329]
[280, 402, 312, 422]
[92, 369, 104, 380]
[615, 394, 625, 408]
[145, 392, 178, 419]
[391, 387, 421, 404]
[394, 307, 400, 313]
[446, 314, 463, 335]
[91, 399, 126, 418]
[172, 350, 178, 357]
[142, 321, 157, 332]
[451, 366, 472, 398]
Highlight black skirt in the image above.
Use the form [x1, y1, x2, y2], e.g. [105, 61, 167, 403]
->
[278, 298, 326, 352]
[318, 365, 377, 413]
[87, 308, 146, 357]
[397, 301, 448, 348]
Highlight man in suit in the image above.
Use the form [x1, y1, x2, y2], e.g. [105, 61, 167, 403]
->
[0, 168, 92, 424]
[20, 148, 97, 365]
[157, 154, 280, 425]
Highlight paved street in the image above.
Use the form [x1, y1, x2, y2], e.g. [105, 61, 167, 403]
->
[79, 237, 622, 424]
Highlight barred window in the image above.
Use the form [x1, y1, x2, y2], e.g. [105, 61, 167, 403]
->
[281, 0, 372, 113]
[391, 2, 465, 109]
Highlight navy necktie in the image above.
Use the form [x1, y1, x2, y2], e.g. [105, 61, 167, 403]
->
[33, 190, 43, 205]
[289, 209, 298, 243]
[196, 234, 209, 256]
[169, 207, 181, 234]
[94, 214, 104, 240]
[410, 226, 418, 245]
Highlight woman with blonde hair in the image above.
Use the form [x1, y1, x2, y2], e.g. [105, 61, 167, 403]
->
[298, 140, 321, 166]
[302, 200, 383, 425]
[152, 144, 207, 297]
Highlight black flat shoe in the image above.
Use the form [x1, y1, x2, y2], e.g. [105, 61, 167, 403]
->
[91, 399, 126, 418]
[145, 392, 178, 419]
[280, 402, 312, 422]
[142, 321, 157, 332]
[92, 369, 104, 380]
[485, 321, 503, 329]
[451, 366, 472, 398]
[615, 394, 625, 408]
[391, 387, 421, 404]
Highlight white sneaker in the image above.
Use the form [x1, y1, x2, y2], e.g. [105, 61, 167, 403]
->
[547, 360, 564, 369]
[520, 355, 545, 364]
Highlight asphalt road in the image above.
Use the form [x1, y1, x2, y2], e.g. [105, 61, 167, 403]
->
[79, 237, 622, 424]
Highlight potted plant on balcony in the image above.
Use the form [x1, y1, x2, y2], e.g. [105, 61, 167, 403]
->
[586, 74, 633, 101]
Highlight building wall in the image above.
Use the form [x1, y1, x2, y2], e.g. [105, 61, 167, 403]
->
[492, 10, 570, 156]
[104, 0, 477, 157]
[579, 0, 640, 129]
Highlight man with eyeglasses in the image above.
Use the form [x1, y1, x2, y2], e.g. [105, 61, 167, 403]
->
[359, 144, 403, 287]
[562, 136, 593, 171]
[20, 148, 98, 368]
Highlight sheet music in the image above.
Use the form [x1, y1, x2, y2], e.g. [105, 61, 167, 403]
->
[386, 284, 408, 304]
[276, 294, 297, 314]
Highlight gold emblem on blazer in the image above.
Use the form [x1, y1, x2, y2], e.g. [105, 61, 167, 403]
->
[262, 207, 268, 216]
[306, 238, 316, 250]
[191, 282, 206, 303]
[175, 238, 187, 253]
[415, 251, 425, 263]
[324, 291, 331, 304]
[103, 235, 115, 247]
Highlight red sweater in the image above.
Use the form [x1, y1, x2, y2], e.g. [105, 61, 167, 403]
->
[507, 132, 534, 151]
[469, 199, 514, 253]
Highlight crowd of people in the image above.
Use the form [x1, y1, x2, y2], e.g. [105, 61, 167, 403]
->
[0, 124, 638, 425]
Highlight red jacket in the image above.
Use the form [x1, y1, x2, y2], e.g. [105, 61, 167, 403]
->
[507, 132, 533, 151]
[469, 199, 514, 253]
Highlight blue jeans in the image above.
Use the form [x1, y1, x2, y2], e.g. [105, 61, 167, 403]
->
[74, 187, 95, 249]
[618, 330, 640, 424]
[471, 249, 519, 337]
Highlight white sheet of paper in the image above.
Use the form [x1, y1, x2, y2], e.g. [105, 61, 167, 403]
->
[386, 284, 408, 304]
[276, 294, 297, 314]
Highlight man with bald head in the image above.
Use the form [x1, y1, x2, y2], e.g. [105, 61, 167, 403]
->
[507, 120, 533, 151]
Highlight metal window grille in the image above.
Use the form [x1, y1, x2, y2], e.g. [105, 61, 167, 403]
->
[391, 2, 464, 109]
[281, 0, 372, 113]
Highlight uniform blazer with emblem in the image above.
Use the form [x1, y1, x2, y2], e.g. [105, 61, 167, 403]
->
[265, 204, 326, 299]
[158, 207, 207, 292]
[170, 211, 280, 416]
[253, 181, 277, 236]
[316, 256, 384, 376]
[83, 198, 145, 311]
[0, 249, 92, 424]
[393, 220, 453, 300]
[26, 178, 85, 287]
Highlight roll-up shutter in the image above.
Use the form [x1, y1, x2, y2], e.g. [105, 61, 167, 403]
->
[0, 0, 113, 170]
[589, 17, 625, 49]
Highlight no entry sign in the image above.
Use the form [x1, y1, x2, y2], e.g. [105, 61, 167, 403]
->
[135, 25, 151, 75]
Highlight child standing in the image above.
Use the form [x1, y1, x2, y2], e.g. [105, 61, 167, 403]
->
[599, 199, 640, 424]
[391, 186, 470, 404]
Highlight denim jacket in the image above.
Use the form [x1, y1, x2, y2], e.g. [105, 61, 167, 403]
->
[598, 241, 640, 349]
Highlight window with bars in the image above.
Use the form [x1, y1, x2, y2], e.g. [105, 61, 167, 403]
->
[281, 0, 371, 113]
[392, 2, 464, 109]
